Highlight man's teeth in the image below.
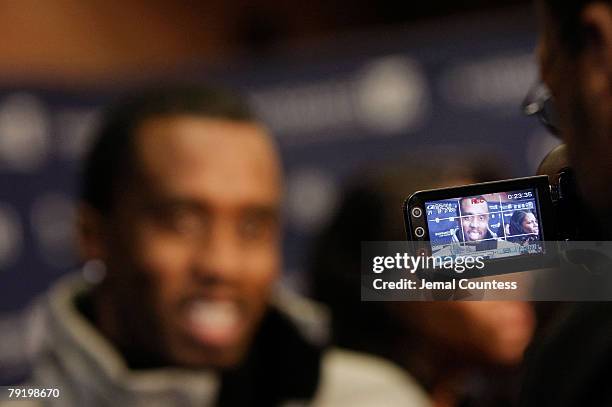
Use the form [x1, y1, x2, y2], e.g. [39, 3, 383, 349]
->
[189, 301, 239, 329]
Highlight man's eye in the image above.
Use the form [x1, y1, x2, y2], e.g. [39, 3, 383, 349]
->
[479, 216, 485, 221]
[171, 212, 206, 234]
[239, 215, 275, 241]
[155, 206, 208, 236]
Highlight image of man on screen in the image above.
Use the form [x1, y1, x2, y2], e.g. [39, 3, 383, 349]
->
[459, 196, 496, 242]
[436, 196, 519, 258]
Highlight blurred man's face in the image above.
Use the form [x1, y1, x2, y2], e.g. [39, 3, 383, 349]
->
[460, 199, 489, 241]
[522, 212, 539, 235]
[99, 116, 281, 368]
[538, 2, 612, 213]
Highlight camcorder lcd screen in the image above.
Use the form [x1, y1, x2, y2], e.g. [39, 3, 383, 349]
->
[424, 188, 544, 261]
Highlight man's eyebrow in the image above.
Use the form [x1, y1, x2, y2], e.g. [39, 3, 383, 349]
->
[462, 210, 488, 216]
[242, 205, 279, 216]
[154, 198, 280, 216]
[141, 194, 209, 211]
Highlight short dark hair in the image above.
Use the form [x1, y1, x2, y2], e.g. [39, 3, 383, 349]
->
[81, 85, 256, 214]
[543, 0, 611, 53]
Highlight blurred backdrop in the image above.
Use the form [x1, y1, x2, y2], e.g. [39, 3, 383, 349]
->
[0, 0, 560, 311]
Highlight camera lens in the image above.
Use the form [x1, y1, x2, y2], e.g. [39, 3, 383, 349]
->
[415, 227, 425, 238]
[411, 207, 423, 218]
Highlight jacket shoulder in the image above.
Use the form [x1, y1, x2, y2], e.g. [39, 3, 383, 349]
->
[313, 348, 430, 406]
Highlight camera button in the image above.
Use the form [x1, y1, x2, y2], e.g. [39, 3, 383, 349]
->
[415, 227, 425, 238]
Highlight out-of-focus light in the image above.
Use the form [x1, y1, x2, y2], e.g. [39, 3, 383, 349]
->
[82, 259, 106, 284]
[0, 93, 50, 172]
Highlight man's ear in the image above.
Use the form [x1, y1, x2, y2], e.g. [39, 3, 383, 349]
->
[77, 204, 107, 261]
[580, 3, 612, 97]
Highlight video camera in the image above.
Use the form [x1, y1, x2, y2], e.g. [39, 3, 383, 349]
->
[403, 145, 604, 277]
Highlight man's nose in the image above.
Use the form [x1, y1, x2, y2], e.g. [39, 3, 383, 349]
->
[192, 220, 241, 284]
